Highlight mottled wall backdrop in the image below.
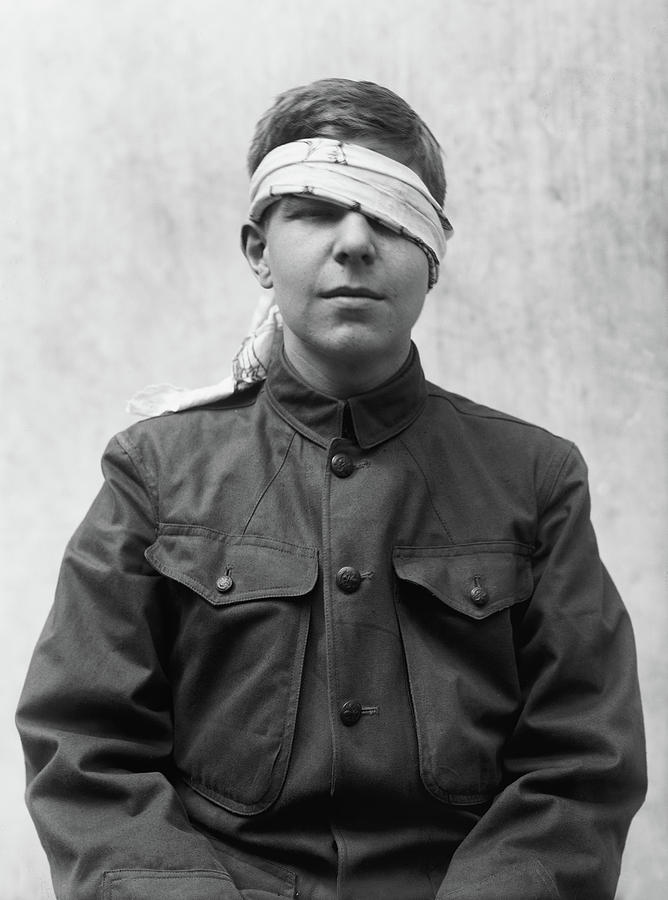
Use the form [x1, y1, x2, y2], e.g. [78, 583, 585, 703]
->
[2, 1, 666, 897]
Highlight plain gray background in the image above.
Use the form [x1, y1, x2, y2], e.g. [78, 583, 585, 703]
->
[2, 1, 666, 896]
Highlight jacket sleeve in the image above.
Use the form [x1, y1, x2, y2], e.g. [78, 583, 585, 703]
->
[436, 443, 647, 900]
[16, 434, 243, 900]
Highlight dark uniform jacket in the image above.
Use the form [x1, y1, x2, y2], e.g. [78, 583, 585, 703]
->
[17, 344, 646, 900]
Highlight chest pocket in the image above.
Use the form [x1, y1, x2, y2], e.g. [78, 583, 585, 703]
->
[146, 523, 318, 815]
[393, 542, 533, 805]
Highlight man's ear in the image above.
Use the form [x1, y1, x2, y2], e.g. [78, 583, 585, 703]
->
[241, 221, 273, 288]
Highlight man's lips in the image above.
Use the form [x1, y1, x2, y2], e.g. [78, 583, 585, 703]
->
[320, 286, 384, 300]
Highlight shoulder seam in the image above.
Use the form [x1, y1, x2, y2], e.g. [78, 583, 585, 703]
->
[114, 432, 160, 527]
[426, 387, 565, 440]
[538, 441, 577, 512]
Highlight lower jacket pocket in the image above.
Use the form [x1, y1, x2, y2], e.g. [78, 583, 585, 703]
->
[208, 836, 297, 899]
[101, 868, 236, 900]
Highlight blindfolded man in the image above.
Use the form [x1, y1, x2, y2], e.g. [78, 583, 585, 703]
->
[17, 78, 646, 900]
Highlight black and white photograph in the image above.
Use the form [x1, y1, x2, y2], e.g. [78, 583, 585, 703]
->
[2, 1, 666, 897]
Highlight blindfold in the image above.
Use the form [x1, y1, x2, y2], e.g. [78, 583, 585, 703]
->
[128, 139, 454, 417]
[248, 138, 453, 288]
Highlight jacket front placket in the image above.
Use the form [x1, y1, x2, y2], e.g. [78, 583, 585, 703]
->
[320, 428, 422, 889]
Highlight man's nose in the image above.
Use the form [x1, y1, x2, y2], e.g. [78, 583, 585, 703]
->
[332, 211, 376, 265]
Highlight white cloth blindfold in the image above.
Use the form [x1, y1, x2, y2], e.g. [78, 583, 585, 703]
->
[248, 138, 453, 288]
[127, 139, 454, 418]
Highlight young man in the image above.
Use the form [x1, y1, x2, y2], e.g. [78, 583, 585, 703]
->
[17, 79, 646, 900]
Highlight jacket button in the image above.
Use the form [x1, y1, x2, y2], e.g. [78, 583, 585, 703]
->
[340, 700, 362, 726]
[336, 566, 362, 593]
[331, 453, 354, 478]
[470, 586, 488, 607]
[216, 574, 234, 593]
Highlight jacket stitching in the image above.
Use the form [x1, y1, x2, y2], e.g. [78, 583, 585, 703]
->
[242, 431, 297, 535]
[426, 387, 565, 437]
[101, 867, 232, 899]
[394, 541, 533, 556]
[114, 433, 159, 533]
[154, 523, 317, 555]
[398, 435, 455, 543]
[539, 442, 577, 512]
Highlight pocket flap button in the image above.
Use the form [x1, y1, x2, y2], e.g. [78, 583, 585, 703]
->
[470, 585, 488, 607]
[216, 574, 234, 593]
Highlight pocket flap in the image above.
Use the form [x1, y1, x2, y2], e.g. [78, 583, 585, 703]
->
[393, 542, 532, 619]
[146, 523, 318, 606]
[102, 869, 233, 900]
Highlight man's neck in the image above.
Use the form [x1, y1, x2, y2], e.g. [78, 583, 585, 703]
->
[282, 334, 412, 399]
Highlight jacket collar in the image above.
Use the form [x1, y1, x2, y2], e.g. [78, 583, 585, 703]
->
[265, 341, 428, 449]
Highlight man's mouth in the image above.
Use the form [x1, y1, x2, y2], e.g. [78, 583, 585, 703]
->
[320, 286, 384, 300]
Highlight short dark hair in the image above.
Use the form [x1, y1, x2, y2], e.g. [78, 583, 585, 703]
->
[247, 78, 446, 204]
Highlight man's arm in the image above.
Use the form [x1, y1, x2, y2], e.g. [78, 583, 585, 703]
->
[16, 435, 243, 900]
[436, 445, 647, 900]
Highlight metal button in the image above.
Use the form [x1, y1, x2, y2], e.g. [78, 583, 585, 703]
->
[331, 453, 354, 478]
[340, 700, 362, 726]
[470, 586, 488, 607]
[336, 566, 362, 593]
[216, 574, 234, 593]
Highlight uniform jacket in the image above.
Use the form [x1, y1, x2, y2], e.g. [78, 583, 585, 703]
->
[17, 344, 646, 900]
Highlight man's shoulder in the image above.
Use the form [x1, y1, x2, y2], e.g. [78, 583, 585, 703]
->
[111, 383, 264, 460]
[420, 382, 582, 508]
[423, 380, 574, 459]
